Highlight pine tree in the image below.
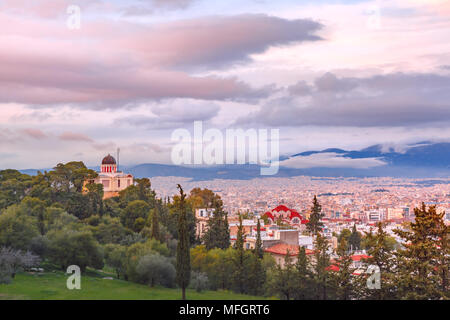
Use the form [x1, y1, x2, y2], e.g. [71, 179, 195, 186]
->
[294, 246, 312, 300]
[306, 196, 324, 235]
[251, 253, 265, 296]
[202, 199, 230, 250]
[176, 184, 190, 300]
[312, 232, 331, 299]
[269, 250, 297, 300]
[334, 237, 354, 300]
[436, 211, 449, 298]
[394, 203, 449, 299]
[358, 222, 397, 300]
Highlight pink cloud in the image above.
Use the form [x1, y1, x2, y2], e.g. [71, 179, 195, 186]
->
[125, 14, 322, 68]
[58, 132, 93, 142]
[0, 12, 321, 107]
[21, 128, 47, 139]
[0, 0, 103, 18]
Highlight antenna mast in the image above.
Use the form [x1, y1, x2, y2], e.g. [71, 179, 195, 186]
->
[117, 148, 120, 172]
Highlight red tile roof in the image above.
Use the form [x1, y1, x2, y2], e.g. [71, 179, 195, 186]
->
[326, 254, 372, 272]
[351, 254, 371, 261]
[253, 227, 266, 231]
[264, 243, 314, 256]
[326, 265, 340, 272]
[263, 211, 274, 221]
[272, 205, 292, 212]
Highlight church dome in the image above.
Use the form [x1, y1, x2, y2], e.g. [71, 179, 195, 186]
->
[102, 154, 116, 165]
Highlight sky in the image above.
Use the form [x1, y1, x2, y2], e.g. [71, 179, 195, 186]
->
[0, 0, 450, 169]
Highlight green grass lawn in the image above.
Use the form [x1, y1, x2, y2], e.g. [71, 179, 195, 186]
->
[0, 270, 268, 300]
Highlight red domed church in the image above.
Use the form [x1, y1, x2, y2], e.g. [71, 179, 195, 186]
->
[88, 154, 134, 199]
[262, 205, 309, 226]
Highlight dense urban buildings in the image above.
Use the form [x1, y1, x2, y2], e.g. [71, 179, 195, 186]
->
[152, 176, 450, 222]
[155, 175, 450, 263]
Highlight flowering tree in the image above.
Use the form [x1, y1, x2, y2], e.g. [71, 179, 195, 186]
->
[0, 247, 40, 284]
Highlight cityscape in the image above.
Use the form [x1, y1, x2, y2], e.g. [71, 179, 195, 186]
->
[153, 175, 450, 251]
[152, 176, 450, 221]
[0, 0, 449, 310]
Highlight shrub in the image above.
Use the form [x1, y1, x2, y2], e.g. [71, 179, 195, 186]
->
[0, 206, 39, 250]
[29, 235, 49, 257]
[190, 271, 209, 292]
[135, 253, 176, 287]
[104, 244, 127, 279]
[47, 229, 104, 272]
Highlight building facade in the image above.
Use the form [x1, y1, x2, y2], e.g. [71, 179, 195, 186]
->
[195, 208, 215, 238]
[85, 154, 134, 199]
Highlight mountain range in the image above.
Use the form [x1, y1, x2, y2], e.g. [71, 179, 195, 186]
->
[19, 142, 450, 181]
[292, 142, 450, 169]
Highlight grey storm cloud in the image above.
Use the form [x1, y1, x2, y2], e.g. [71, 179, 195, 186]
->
[288, 80, 312, 96]
[314, 72, 358, 92]
[236, 72, 450, 127]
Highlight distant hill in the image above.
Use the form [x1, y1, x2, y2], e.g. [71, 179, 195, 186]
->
[17, 142, 450, 181]
[121, 163, 449, 181]
[293, 142, 450, 168]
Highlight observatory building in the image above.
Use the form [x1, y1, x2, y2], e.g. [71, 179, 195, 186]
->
[86, 154, 134, 199]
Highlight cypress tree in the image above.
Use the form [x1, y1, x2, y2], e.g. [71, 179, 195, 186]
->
[255, 219, 263, 259]
[249, 218, 265, 295]
[176, 184, 190, 300]
[151, 206, 160, 241]
[223, 211, 230, 247]
[232, 214, 246, 293]
[348, 224, 362, 251]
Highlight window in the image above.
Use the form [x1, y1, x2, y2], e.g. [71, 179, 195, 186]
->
[118, 179, 121, 188]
